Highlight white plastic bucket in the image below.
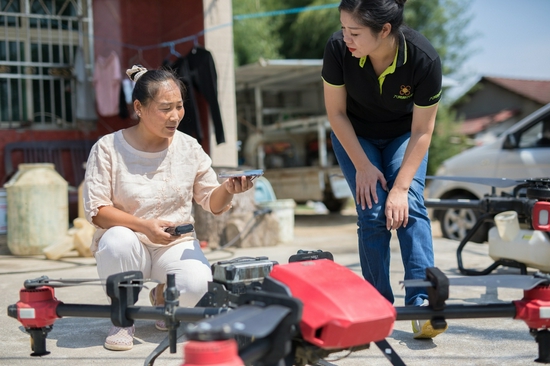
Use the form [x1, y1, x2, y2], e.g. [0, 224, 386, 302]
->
[259, 199, 296, 243]
[0, 189, 6, 234]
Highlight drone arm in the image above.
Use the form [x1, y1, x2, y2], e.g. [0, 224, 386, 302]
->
[395, 303, 517, 321]
[424, 198, 481, 210]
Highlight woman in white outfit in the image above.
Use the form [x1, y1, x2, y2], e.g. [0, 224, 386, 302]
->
[83, 65, 253, 351]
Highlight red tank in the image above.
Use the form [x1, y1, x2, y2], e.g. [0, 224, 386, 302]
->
[269, 259, 396, 349]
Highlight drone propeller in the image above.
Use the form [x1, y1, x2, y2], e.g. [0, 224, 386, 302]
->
[402, 274, 550, 291]
[425, 176, 530, 188]
[23, 276, 160, 289]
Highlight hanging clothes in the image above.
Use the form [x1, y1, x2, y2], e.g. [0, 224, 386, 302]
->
[118, 81, 129, 119]
[166, 56, 204, 143]
[168, 46, 226, 145]
[74, 46, 97, 121]
[122, 79, 134, 105]
[93, 51, 122, 117]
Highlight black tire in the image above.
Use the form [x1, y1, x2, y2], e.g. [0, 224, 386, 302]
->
[322, 190, 348, 213]
[435, 195, 490, 243]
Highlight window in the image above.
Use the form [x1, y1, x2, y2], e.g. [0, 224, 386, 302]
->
[0, 0, 93, 129]
[518, 116, 550, 149]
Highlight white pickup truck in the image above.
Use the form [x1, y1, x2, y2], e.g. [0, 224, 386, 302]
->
[243, 116, 352, 212]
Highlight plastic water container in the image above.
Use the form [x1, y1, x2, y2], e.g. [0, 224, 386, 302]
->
[0, 189, 6, 234]
[4, 163, 68, 255]
[254, 176, 277, 203]
[258, 199, 296, 243]
[489, 210, 550, 272]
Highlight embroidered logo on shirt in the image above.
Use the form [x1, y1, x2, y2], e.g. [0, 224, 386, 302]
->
[429, 89, 442, 101]
[393, 85, 413, 100]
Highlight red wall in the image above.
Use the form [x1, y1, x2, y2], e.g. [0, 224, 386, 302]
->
[0, 0, 208, 184]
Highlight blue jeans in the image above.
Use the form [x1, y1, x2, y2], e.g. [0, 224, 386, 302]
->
[331, 132, 433, 306]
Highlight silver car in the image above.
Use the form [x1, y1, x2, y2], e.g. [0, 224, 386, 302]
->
[427, 103, 550, 242]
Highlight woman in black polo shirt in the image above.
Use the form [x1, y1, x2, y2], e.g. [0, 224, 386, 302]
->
[322, 0, 446, 339]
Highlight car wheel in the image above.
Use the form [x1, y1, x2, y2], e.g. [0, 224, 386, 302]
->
[322, 190, 349, 213]
[436, 195, 489, 243]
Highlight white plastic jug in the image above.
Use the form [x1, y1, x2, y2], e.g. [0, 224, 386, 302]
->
[4, 163, 68, 255]
[489, 210, 550, 272]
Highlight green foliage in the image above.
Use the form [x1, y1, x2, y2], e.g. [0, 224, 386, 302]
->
[277, 0, 341, 59]
[428, 103, 471, 175]
[233, 1, 283, 66]
[405, 0, 476, 76]
[232, 0, 476, 77]
[232, 1, 475, 174]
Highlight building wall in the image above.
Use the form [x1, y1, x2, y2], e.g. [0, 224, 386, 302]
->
[93, 0, 206, 135]
[453, 80, 546, 145]
[203, 0, 238, 168]
[1, 0, 238, 183]
[454, 81, 544, 121]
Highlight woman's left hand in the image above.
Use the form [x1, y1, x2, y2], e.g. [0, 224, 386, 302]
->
[385, 188, 409, 230]
[224, 176, 254, 194]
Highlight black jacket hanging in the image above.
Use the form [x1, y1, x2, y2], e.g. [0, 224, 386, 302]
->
[185, 46, 225, 145]
[166, 57, 204, 143]
[168, 46, 226, 145]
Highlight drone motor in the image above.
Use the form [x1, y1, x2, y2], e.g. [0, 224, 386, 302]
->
[525, 178, 550, 201]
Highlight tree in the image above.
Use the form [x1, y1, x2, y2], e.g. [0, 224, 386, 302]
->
[404, 0, 475, 76]
[427, 103, 471, 175]
[232, 1, 283, 66]
[233, 0, 475, 78]
[232, 0, 475, 174]
[270, 0, 340, 60]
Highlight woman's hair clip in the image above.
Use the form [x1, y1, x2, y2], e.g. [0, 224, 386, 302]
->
[126, 64, 148, 82]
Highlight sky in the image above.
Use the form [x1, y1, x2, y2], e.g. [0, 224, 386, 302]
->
[445, 0, 550, 100]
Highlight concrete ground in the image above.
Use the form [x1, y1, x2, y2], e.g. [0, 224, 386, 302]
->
[0, 209, 543, 366]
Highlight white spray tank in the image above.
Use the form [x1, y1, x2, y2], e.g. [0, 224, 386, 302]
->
[488, 210, 550, 273]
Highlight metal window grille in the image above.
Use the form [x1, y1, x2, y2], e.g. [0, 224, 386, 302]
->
[0, 0, 93, 129]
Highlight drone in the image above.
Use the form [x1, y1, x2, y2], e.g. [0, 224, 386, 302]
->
[7, 249, 550, 366]
[425, 177, 550, 276]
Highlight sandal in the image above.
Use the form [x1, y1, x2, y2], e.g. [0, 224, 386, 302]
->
[104, 325, 135, 351]
[155, 319, 168, 331]
[149, 286, 168, 331]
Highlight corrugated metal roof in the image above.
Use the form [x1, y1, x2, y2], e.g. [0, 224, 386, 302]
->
[235, 59, 323, 92]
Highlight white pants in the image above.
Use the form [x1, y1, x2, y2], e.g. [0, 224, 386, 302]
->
[94, 226, 212, 307]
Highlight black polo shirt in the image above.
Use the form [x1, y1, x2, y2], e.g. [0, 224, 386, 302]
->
[322, 27, 442, 139]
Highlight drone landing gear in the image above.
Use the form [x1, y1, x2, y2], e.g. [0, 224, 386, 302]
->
[532, 329, 550, 364]
[146, 326, 188, 366]
[455, 214, 528, 276]
[374, 339, 407, 366]
[28, 326, 52, 357]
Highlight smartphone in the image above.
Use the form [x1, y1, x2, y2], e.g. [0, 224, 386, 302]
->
[165, 224, 194, 236]
[218, 169, 264, 179]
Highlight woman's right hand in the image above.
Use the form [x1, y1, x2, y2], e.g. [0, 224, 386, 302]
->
[142, 219, 179, 245]
[355, 164, 388, 210]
